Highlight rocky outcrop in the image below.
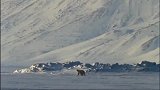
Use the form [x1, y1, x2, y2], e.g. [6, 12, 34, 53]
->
[13, 61, 160, 73]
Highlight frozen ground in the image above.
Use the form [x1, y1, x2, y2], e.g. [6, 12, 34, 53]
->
[1, 67, 159, 90]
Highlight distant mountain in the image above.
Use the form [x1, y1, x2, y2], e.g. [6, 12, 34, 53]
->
[1, 0, 159, 66]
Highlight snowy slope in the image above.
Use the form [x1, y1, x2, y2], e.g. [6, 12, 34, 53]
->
[1, 0, 159, 66]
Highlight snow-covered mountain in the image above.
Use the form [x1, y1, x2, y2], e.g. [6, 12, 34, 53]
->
[1, 0, 159, 66]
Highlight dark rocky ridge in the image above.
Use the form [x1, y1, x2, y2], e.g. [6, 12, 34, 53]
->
[14, 61, 160, 73]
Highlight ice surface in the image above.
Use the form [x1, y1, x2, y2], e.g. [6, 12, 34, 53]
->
[1, 72, 159, 89]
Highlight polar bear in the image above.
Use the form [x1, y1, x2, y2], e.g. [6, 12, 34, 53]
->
[76, 69, 85, 76]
